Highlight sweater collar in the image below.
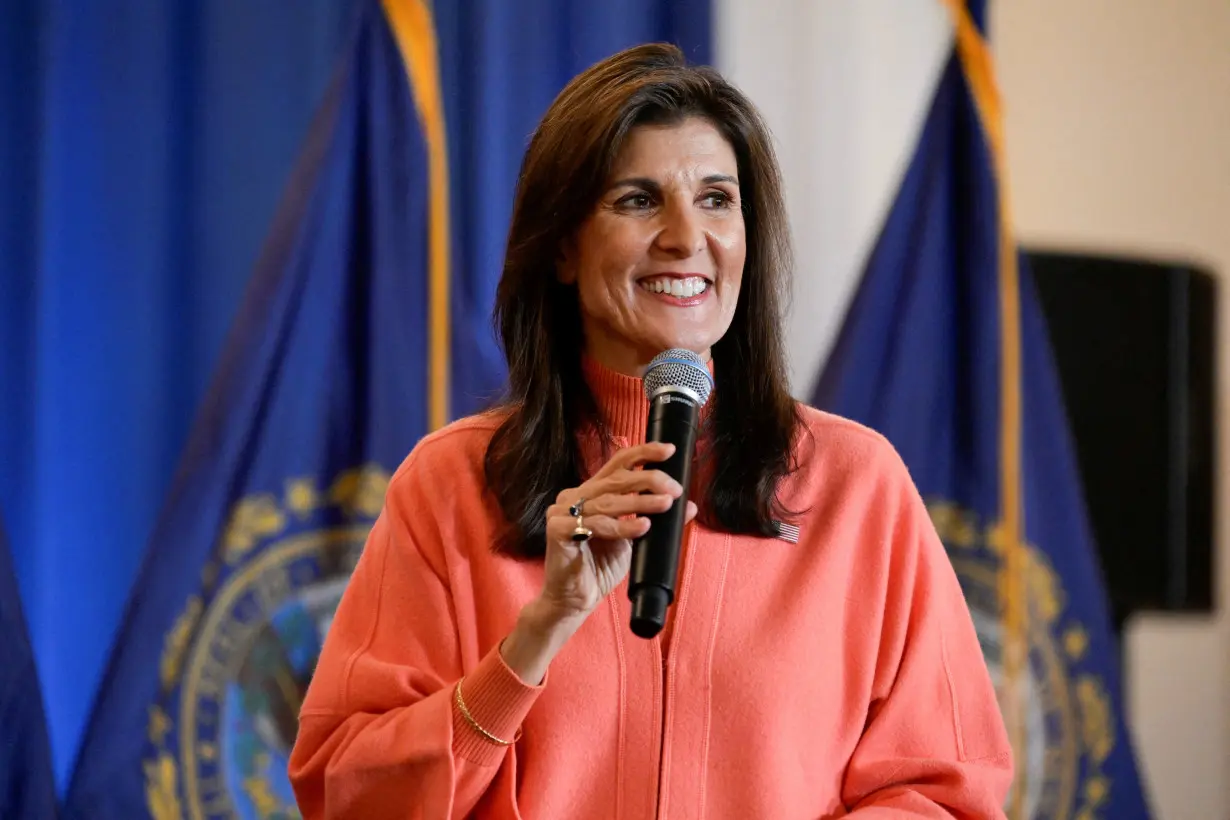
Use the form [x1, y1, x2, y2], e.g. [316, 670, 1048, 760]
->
[580, 354, 716, 446]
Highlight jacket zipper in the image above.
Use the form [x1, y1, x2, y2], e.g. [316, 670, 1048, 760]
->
[653, 642, 666, 820]
[651, 526, 695, 820]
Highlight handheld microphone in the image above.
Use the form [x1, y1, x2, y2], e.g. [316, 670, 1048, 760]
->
[628, 348, 714, 639]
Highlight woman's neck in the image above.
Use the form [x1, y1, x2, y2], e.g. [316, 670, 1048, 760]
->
[579, 352, 717, 446]
[580, 354, 653, 444]
[581, 338, 712, 380]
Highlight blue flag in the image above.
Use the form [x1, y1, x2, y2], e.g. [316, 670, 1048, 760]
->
[0, 519, 60, 820]
[62, 2, 449, 817]
[811, 4, 1152, 819]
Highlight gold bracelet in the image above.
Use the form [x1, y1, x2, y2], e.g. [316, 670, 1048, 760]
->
[454, 678, 522, 746]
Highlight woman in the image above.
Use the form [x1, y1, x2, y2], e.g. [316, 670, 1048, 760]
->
[289, 43, 1013, 818]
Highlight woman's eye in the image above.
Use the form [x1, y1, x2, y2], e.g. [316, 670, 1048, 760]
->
[619, 193, 653, 209]
[701, 191, 732, 208]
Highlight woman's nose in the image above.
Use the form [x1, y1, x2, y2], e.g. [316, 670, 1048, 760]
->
[654, 201, 706, 258]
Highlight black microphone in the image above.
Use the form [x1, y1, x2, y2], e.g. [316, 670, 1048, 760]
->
[629, 348, 714, 639]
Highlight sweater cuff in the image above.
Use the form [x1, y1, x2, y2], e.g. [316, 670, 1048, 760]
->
[452, 642, 545, 765]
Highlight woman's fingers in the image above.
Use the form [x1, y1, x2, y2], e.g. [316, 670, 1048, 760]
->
[547, 491, 674, 523]
[560, 467, 681, 507]
[546, 495, 699, 549]
[547, 442, 697, 550]
[591, 441, 676, 478]
[546, 511, 650, 545]
[599, 468, 682, 498]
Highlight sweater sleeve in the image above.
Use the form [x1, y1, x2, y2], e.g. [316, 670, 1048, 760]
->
[841, 461, 1015, 818]
[287, 448, 544, 819]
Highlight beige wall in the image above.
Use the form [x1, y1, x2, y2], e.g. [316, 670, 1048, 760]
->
[993, 2, 1230, 818]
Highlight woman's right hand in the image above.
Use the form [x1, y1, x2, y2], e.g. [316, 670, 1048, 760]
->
[539, 441, 698, 619]
[499, 441, 698, 684]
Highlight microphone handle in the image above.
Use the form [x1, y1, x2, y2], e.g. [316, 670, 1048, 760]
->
[629, 389, 700, 639]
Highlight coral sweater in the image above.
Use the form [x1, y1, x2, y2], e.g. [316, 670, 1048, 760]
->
[288, 360, 1013, 818]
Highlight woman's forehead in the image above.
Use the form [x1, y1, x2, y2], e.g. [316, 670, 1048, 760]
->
[607, 118, 739, 182]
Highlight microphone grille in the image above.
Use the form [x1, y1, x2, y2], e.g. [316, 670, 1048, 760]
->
[642, 348, 714, 406]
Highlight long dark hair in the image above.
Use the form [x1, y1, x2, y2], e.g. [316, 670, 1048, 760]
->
[484, 43, 802, 558]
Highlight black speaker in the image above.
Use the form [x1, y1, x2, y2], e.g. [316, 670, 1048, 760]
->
[1025, 249, 1217, 632]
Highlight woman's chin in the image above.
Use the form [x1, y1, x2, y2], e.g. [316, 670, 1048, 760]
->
[636, 336, 715, 361]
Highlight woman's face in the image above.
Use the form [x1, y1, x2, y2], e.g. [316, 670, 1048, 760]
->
[560, 116, 746, 376]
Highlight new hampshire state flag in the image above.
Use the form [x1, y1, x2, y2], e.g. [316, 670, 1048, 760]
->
[1, 518, 59, 820]
[62, 2, 449, 817]
[812, 3, 1152, 819]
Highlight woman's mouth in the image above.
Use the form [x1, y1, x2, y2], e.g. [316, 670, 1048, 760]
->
[638, 275, 710, 299]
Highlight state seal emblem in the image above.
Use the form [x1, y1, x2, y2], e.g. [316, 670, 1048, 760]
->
[927, 500, 1118, 820]
[143, 465, 390, 820]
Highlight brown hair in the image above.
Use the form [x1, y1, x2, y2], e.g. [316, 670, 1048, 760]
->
[484, 42, 802, 558]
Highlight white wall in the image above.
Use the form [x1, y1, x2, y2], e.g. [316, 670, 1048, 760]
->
[718, 2, 1230, 818]
[716, 0, 953, 396]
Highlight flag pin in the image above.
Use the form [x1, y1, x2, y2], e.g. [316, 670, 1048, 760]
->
[772, 520, 800, 544]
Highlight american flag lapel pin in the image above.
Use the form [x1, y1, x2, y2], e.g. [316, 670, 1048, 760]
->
[772, 520, 800, 544]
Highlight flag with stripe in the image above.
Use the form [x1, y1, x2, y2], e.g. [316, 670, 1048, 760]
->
[61, 1, 449, 816]
[811, 2, 1153, 818]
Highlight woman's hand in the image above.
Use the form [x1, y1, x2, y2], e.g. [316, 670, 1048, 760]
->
[539, 441, 698, 618]
[500, 441, 698, 684]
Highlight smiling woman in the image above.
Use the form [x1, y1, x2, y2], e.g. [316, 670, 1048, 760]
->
[485, 45, 799, 560]
[563, 118, 746, 373]
[288, 43, 1014, 820]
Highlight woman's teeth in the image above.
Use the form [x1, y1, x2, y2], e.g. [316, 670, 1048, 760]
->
[639, 277, 709, 298]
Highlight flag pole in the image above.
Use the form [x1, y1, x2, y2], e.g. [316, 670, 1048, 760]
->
[383, 0, 452, 431]
[939, 3, 1029, 817]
